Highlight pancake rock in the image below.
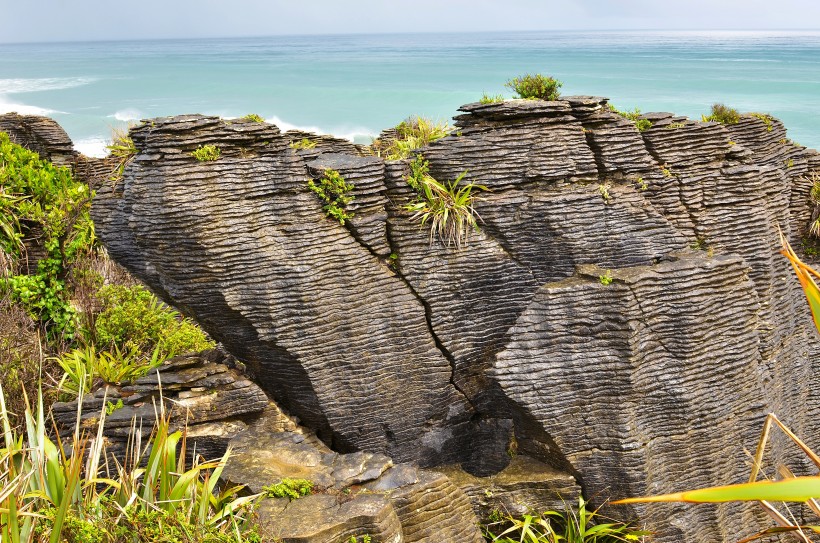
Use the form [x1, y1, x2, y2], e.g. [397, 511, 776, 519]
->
[86, 99, 820, 541]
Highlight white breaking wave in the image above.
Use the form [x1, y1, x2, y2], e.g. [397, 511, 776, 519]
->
[0, 95, 57, 116]
[73, 137, 109, 158]
[265, 115, 376, 143]
[0, 77, 97, 95]
[108, 108, 143, 122]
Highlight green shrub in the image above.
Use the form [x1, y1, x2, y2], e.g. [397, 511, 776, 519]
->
[290, 138, 317, 150]
[263, 478, 314, 500]
[242, 113, 265, 123]
[403, 155, 487, 249]
[702, 103, 740, 125]
[307, 169, 355, 225]
[93, 284, 214, 363]
[480, 93, 505, 104]
[599, 271, 614, 286]
[504, 74, 562, 101]
[383, 117, 450, 160]
[0, 131, 95, 338]
[191, 144, 221, 161]
[56, 344, 163, 399]
[609, 105, 653, 132]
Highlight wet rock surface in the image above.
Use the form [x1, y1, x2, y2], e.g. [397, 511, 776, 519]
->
[10, 96, 817, 542]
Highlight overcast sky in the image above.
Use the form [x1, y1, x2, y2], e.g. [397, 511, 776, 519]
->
[1, 0, 819, 43]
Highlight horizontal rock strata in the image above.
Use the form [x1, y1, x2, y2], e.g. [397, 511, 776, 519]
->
[65, 95, 820, 542]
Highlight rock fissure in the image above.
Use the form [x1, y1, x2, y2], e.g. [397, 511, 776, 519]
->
[11, 96, 820, 542]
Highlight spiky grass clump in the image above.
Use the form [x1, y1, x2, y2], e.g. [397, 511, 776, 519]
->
[383, 117, 451, 160]
[485, 496, 649, 543]
[0, 380, 259, 542]
[106, 127, 138, 181]
[702, 103, 740, 125]
[191, 145, 221, 162]
[403, 155, 487, 249]
[504, 74, 562, 101]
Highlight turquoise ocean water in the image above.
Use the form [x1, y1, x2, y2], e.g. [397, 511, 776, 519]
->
[1, 31, 819, 156]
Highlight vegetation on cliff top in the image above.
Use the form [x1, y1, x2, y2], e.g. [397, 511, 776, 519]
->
[702, 103, 740, 125]
[505, 73, 562, 101]
[374, 116, 451, 160]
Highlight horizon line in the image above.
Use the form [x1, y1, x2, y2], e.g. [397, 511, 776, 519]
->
[2, 28, 820, 46]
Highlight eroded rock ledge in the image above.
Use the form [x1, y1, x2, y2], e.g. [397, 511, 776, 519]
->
[5, 95, 819, 542]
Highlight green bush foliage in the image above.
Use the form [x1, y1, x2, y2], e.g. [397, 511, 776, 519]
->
[504, 74, 563, 101]
[242, 113, 265, 123]
[0, 131, 95, 338]
[93, 284, 214, 363]
[191, 144, 221, 161]
[307, 169, 355, 225]
[609, 105, 653, 132]
[702, 103, 740, 125]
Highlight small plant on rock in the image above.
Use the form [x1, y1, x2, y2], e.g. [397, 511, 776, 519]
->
[485, 496, 648, 543]
[702, 103, 740, 125]
[609, 105, 653, 132]
[242, 113, 265, 123]
[750, 112, 774, 131]
[107, 126, 138, 181]
[504, 73, 562, 101]
[403, 155, 488, 249]
[290, 138, 317, 150]
[598, 182, 612, 203]
[480, 93, 505, 104]
[307, 169, 355, 225]
[191, 144, 221, 161]
[263, 478, 314, 500]
[383, 117, 451, 160]
[599, 271, 614, 286]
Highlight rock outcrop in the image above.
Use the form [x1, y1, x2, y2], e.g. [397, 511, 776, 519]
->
[26, 97, 820, 541]
[52, 350, 270, 460]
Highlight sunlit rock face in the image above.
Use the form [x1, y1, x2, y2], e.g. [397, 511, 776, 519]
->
[86, 99, 820, 542]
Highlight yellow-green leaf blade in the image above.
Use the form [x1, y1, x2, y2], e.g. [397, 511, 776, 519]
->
[614, 476, 820, 505]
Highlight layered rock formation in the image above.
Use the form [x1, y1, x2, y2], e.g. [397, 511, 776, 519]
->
[12, 97, 817, 541]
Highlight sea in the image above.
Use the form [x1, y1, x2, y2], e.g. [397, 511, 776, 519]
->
[1, 30, 819, 156]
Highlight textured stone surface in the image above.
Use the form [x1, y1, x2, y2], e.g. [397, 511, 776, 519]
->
[81, 98, 820, 542]
[52, 350, 269, 459]
[437, 455, 581, 523]
[225, 407, 484, 543]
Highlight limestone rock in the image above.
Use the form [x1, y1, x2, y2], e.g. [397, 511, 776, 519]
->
[87, 99, 820, 542]
[52, 350, 269, 459]
[0, 112, 76, 166]
[437, 456, 581, 524]
[256, 494, 403, 543]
